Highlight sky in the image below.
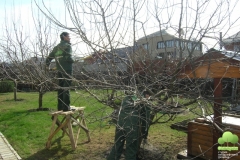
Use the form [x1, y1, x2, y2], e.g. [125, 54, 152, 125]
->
[0, 0, 65, 34]
[1, 0, 240, 58]
[0, 0, 80, 58]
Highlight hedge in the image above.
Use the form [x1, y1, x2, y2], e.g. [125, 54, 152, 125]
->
[0, 80, 14, 93]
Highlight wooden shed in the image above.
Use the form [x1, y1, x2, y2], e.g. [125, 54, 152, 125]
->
[180, 49, 240, 159]
[180, 49, 240, 79]
[187, 116, 240, 160]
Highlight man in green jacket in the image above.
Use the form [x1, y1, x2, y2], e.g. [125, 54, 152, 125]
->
[107, 94, 140, 160]
[45, 32, 74, 111]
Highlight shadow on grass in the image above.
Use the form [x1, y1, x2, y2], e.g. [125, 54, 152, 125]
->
[28, 108, 53, 112]
[2, 98, 24, 102]
[0, 93, 11, 95]
[0, 110, 30, 124]
[25, 136, 74, 160]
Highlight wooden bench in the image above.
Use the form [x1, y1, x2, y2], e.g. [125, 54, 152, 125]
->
[46, 106, 91, 150]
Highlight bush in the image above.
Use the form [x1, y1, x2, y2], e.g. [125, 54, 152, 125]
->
[0, 81, 14, 93]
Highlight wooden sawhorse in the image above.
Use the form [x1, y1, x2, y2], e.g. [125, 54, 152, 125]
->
[46, 106, 91, 150]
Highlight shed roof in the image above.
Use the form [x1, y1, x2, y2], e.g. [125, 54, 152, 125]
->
[222, 31, 240, 44]
[180, 49, 240, 78]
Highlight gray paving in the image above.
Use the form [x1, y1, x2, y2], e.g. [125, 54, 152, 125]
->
[0, 132, 21, 160]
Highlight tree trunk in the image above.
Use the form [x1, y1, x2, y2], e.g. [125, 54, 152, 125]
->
[13, 80, 17, 101]
[38, 89, 43, 109]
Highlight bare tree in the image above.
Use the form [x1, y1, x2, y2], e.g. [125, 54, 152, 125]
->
[0, 5, 58, 109]
[35, 0, 240, 119]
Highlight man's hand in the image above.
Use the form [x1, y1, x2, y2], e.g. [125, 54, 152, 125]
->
[50, 67, 57, 71]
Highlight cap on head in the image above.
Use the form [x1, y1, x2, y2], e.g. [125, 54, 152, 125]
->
[60, 32, 69, 40]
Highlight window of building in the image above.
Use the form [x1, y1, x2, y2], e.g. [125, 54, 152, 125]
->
[180, 41, 185, 49]
[143, 43, 148, 50]
[157, 40, 175, 49]
[166, 40, 174, 48]
[234, 45, 240, 52]
[175, 40, 179, 47]
[187, 42, 192, 50]
[167, 52, 176, 59]
[156, 53, 164, 59]
[167, 52, 172, 59]
[156, 52, 176, 59]
[176, 40, 185, 48]
[157, 41, 165, 49]
[192, 43, 201, 51]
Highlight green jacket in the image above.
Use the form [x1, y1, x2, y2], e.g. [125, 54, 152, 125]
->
[121, 95, 137, 110]
[118, 95, 139, 125]
[46, 40, 74, 71]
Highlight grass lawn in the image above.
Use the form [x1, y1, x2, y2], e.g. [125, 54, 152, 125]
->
[0, 91, 200, 160]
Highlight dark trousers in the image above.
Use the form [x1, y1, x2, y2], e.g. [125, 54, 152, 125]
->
[107, 110, 139, 160]
[140, 106, 151, 139]
[57, 71, 72, 111]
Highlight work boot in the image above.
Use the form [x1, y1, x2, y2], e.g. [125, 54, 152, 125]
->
[142, 139, 148, 145]
[141, 139, 153, 150]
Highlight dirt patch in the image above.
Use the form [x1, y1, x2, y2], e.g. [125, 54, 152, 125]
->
[102, 142, 186, 160]
[76, 131, 187, 160]
[40, 122, 187, 159]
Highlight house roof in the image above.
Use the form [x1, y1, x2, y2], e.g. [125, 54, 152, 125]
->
[137, 29, 202, 44]
[222, 31, 240, 44]
[137, 29, 178, 41]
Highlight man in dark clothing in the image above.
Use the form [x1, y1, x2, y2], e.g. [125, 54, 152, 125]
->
[107, 94, 140, 160]
[45, 32, 74, 111]
[139, 91, 152, 145]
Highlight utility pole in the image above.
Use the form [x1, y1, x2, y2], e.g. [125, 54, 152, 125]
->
[220, 32, 222, 50]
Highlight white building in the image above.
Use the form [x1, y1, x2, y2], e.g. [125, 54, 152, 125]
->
[136, 29, 203, 60]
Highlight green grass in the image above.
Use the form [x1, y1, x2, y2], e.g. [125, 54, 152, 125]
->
[0, 91, 112, 159]
[0, 91, 200, 159]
